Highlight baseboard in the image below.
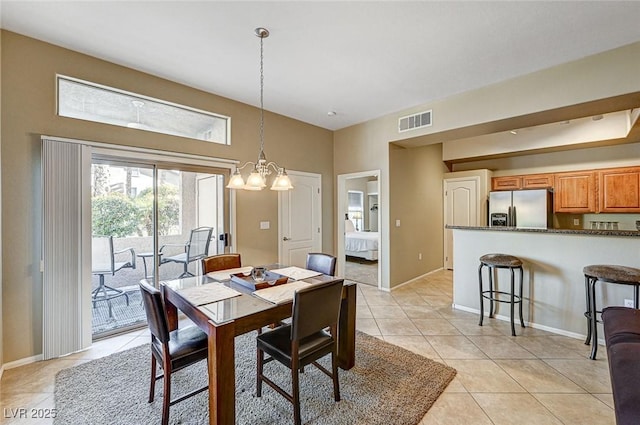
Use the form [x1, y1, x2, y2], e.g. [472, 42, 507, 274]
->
[452, 304, 605, 346]
[2, 353, 44, 371]
[390, 267, 445, 292]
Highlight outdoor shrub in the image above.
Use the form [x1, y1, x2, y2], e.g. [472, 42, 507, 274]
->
[92, 193, 139, 237]
[136, 186, 180, 236]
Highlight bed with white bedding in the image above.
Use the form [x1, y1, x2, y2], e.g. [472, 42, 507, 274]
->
[345, 219, 379, 261]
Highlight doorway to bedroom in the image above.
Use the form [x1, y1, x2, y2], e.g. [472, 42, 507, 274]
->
[339, 172, 380, 287]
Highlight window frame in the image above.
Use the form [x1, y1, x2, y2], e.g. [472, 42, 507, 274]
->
[56, 74, 232, 144]
[347, 190, 364, 231]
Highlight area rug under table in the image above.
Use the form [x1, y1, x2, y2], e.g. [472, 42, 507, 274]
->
[54, 331, 456, 425]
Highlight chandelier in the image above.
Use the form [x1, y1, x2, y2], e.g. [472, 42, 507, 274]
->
[227, 27, 293, 191]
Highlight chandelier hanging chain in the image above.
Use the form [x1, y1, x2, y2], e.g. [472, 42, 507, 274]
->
[225, 27, 293, 191]
[259, 30, 265, 158]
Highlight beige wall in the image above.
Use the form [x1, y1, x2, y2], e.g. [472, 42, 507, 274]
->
[389, 143, 447, 286]
[5, 31, 640, 364]
[1, 31, 333, 363]
[442, 111, 633, 162]
[334, 41, 640, 292]
[391, 41, 640, 147]
[334, 120, 392, 288]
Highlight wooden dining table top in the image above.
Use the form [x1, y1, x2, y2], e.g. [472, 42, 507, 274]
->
[161, 267, 350, 326]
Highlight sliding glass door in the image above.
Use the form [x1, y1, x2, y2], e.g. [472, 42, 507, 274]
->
[91, 157, 229, 339]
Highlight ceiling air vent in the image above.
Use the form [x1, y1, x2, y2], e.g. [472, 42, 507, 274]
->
[398, 110, 432, 133]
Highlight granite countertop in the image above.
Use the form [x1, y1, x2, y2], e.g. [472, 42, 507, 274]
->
[446, 225, 640, 237]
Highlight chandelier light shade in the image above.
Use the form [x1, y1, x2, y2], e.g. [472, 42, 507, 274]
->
[226, 27, 294, 191]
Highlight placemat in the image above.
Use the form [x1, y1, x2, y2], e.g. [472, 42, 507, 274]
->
[253, 281, 311, 304]
[176, 283, 242, 306]
[270, 266, 322, 280]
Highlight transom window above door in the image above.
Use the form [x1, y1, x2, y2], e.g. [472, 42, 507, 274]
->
[57, 75, 231, 144]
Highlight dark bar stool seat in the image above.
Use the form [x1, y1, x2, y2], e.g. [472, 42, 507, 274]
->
[478, 253, 525, 336]
[583, 264, 640, 360]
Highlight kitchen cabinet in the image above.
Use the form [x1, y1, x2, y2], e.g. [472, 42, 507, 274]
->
[492, 176, 521, 191]
[522, 173, 554, 189]
[554, 171, 596, 213]
[490, 167, 640, 213]
[492, 173, 553, 191]
[598, 167, 640, 212]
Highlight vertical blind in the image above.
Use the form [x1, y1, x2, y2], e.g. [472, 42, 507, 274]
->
[42, 138, 91, 359]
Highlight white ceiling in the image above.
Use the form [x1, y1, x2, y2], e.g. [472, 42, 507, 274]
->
[2, 1, 640, 131]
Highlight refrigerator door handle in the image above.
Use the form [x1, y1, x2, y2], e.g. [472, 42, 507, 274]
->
[512, 205, 517, 227]
[508, 206, 512, 227]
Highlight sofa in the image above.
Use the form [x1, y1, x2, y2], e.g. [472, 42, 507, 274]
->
[602, 306, 640, 425]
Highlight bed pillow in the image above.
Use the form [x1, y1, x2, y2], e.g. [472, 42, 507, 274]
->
[345, 219, 356, 233]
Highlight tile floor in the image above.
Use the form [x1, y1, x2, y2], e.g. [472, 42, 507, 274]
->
[0, 270, 614, 424]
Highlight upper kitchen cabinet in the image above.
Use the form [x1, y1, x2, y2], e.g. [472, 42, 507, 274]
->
[492, 173, 554, 191]
[598, 167, 640, 212]
[522, 173, 554, 189]
[492, 176, 522, 191]
[554, 171, 596, 213]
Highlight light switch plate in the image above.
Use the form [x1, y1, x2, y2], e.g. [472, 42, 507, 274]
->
[260, 221, 270, 230]
[395, 219, 401, 227]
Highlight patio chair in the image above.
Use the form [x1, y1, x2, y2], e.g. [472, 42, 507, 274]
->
[160, 227, 213, 278]
[91, 236, 136, 317]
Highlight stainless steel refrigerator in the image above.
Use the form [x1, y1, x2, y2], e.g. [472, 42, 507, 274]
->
[489, 189, 553, 229]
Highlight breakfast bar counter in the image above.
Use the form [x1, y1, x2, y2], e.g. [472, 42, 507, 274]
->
[447, 225, 640, 237]
[448, 225, 640, 345]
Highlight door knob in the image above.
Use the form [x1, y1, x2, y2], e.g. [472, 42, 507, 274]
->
[283, 237, 291, 241]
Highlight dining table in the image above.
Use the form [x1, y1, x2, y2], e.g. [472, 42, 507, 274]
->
[160, 266, 357, 425]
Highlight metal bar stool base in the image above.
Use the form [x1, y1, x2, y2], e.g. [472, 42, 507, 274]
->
[478, 254, 525, 337]
[583, 265, 640, 360]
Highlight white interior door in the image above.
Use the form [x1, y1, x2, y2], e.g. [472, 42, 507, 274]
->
[444, 177, 479, 269]
[278, 171, 322, 267]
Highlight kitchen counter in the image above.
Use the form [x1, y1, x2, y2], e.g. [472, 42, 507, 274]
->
[449, 227, 640, 345]
[446, 225, 640, 237]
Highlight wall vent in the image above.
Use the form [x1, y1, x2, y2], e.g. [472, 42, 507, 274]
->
[398, 110, 432, 133]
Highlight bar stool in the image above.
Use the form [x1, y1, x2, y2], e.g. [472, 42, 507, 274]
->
[478, 254, 525, 336]
[583, 265, 640, 360]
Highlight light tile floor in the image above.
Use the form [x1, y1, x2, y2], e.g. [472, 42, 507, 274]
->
[0, 270, 614, 424]
[355, 270, 614, 425]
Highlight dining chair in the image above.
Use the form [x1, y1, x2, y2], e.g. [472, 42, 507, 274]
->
[201, 253, 242, 273]
[139, 281, 209, 425]
[256, 278, 344, 425]
[160, 226, 213, 278]
[306, 252, 337, 276]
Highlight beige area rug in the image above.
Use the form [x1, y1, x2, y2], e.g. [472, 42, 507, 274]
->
[344, 257, 378, 286]
[54, 331, 455, 425]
